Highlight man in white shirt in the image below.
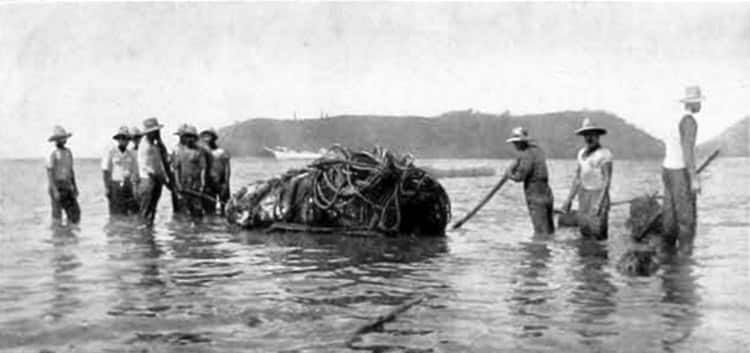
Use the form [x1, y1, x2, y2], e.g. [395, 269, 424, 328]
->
[661, 86, 703, 254]
[102, 126, 139, 215]
[137, 117, 175, 226]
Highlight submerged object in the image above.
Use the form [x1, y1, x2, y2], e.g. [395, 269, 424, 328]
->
[264, 146, 325, 160]
[226, 145, 451, 236]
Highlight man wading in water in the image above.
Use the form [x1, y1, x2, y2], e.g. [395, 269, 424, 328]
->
[504, 127, 555, 235]
[662, 86, 704, 254]
[137, 117, 176, 226]
[46, 126, 81, 225]
[172, 124, 208, 221]
[562, 118, 613, 240]
[102, 126, 139, 215]
[200, 128, 231, 216]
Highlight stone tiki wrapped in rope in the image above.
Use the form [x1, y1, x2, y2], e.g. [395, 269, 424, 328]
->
[225, 145, 451, 236]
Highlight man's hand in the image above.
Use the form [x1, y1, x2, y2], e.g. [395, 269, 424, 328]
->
[50, 187, 60, 201]
[561, 200, 572, 213]
[691, 178, 701, 195]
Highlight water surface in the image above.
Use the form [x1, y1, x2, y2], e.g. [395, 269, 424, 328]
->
[1, 157, 748, 352]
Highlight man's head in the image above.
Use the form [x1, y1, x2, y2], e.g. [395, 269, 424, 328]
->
[575, 118, 606, 148]
[141, 117, 164, 142]
[200, 129, 218, 147]
[506, 126, 530, 151]
[48, 125, 72, 148]
[113, 126, 131, 149]
[680, 85, 704, 114]
[129, 126, 143, 147]
[181, 125, 199, 147]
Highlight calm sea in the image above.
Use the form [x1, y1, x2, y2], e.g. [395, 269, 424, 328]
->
[1, 157, 748, 353]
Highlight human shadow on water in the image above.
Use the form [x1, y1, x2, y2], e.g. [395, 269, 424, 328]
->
[43, 225, 83, 322]
[658, 255, 701, 352]
[507, 234, 555, 339]
[567, 238, 618, 350]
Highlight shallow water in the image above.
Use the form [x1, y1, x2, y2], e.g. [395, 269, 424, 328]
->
[1, 157, 748, 353]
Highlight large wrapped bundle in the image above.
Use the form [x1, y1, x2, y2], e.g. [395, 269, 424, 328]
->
[225, 145, 451, 236]
[626, 193, 663, 241]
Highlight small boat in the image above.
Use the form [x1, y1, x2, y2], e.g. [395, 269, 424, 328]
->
[264, 146, 324, 160]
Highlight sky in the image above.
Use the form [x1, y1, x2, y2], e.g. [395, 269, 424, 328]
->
[0, 2, 748, 158]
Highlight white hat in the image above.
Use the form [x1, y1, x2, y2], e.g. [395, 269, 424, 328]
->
[680, 85, 705, 103]
[505, 126, 530, 143]
[575, 118, 607, 135]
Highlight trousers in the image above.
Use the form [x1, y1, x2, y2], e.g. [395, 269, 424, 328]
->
[108, 179, 138, 215]
[578, 188, 610, 240]
[524, 181, 555, 235]
[138, 177, 163, 226]
[661, 168, 696, 252]
[49, 180, 80, 224]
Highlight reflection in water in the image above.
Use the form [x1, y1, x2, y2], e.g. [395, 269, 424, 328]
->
[106, 219, 166, 318]
[509, 236, 554, 339]
[45, 225, 82, 322]
[659, 256, 702, 352]
[568, 239, 617, 349]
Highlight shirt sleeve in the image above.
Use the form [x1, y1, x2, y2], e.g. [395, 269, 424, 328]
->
[138, 143, 153, 175]
[599, 148, 613, 164]
[509, 151, 533, 182]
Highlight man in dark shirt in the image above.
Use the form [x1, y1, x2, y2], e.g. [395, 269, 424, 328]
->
[504, 127, 555, 235]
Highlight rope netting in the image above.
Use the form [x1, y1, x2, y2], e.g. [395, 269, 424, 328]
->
[226, 145, 451, 236]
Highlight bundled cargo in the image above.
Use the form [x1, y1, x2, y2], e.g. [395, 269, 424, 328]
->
[225, 145, 451, 237]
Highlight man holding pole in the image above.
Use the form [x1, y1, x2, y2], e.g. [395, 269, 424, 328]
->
[136, 117, 176, 226]
[504, 127, 555, 235]
[661, 86, 704, 254]
[172, 124, 208, 220]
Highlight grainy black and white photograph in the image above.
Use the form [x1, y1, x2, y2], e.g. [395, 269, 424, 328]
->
[0, 1, 748, 352]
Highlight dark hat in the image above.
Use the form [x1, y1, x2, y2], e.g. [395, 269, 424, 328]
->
[200, 128, 218, 139]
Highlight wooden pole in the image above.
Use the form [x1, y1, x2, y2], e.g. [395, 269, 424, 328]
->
[452, 175, 509, 229]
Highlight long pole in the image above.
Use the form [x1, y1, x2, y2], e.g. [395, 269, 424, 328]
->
[452, 175, 509, 229]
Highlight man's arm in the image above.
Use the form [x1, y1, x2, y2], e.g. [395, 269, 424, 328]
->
[101, 151, 112, 198]
[506, 152, 532, 182]
[562, 165, 581, 212]
[46, 152, 59, 200]
[595, 161, 613, 214]
[679, 115, 699, 193]
[223, 152, 231, 192]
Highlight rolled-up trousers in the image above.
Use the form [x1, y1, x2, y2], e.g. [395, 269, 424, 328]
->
[578, 188, 610, 240]
[138, 177, 163, 226]
[661, 168, 696, 252]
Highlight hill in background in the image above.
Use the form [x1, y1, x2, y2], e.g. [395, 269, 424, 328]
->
[698, 116, 749, 157]
[218, 110, 665, 159]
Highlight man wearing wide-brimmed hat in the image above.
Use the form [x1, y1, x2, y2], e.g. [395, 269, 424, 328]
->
[136, 117, 174, 226]
[46, 125, 80, 225]
[101, 126, 139, 215]
[504, 127, 555, 235]
[172, 124, 208, 220]
[562, 118, 613, 240]
[129, 126, 143, 151]
[200, 128, 231, 215]
[661, 85, 704, 254]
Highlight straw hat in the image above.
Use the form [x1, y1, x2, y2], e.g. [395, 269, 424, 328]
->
[180, 125, 199, 137]
[679, 85, 705, 103]
[200, 128, 218, 139]
[173, 123, 189, 136]
[129, 126, 143, 137]
[575, 118, 607, 135]
[113, 126, 131, 140]
[505, 126, 530, 143]
[142, 117, 164, 134]
[48, 125, 72, 142]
